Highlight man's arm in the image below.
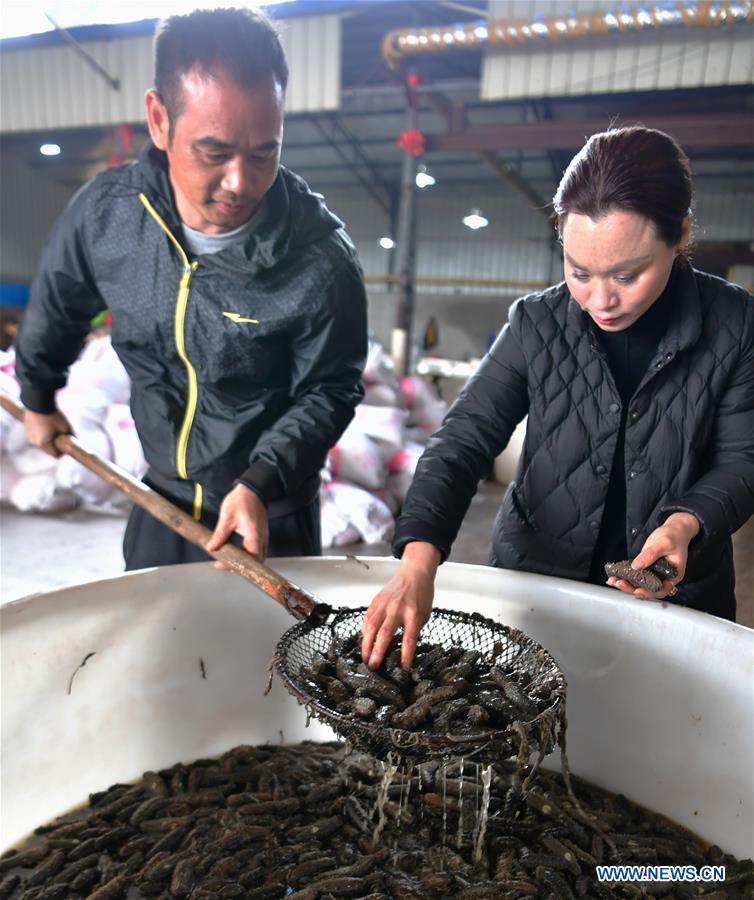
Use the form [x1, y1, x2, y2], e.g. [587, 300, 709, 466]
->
[206, 482, 269, 561]
[206, 260, 367, 560]
[235, 260, 368, 505]
[15, 184, 105, 427]
[23, 409, 73, 457]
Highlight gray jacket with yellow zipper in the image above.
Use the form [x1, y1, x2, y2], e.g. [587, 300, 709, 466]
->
[15, 141, 368, 519]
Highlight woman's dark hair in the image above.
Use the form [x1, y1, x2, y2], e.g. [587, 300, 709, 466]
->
[553, 126, 693, 249]
[154, 7, 289, 140]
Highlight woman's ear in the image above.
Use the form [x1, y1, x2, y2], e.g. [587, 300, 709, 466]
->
[677, 216, 692, 255]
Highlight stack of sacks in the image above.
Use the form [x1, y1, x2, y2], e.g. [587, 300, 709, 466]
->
[320, 341, 448, 549]
[2, 334, 449, 545]
[0, 355, 77, 513]
[0, 338, 146, 514]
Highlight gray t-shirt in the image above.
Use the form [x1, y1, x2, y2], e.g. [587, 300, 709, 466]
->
[181, 201, 266, 256]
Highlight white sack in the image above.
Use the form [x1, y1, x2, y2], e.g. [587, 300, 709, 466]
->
[320, 479, 394, 546]
[352, 404, 406, 462]
[55, 425, 116, 507]
[406, 398, 447, 438]
[399, 375, 438, 412]
[363, 383, 401, 408]
[363, 341, 400, 391]
[57, 386, 111, 433]
[0, 455, 24, 502]
[67, 336, 131, 404]
[9, 472, 78, 513]
[0, 352, 20, 454]
[328, 423, 384, 491]
[103, 405, 147, 478]
[320, 491, 362, 548]
[386, 441, 424, 506]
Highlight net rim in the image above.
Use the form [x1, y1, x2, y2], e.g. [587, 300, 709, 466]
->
[273, 606, 566, 760]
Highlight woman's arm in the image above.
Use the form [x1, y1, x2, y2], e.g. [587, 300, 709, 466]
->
[362, 303, 533, 669]
[361, 541, 441, 669]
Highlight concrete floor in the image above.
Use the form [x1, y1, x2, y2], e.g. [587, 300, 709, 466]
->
[1, 482, 752, 626]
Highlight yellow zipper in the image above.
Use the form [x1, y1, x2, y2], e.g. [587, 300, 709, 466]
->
[139, 193, 203, 520]
[172, 260, 200, 481]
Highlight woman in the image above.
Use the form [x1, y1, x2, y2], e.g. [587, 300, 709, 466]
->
[362, 126, 754, 670]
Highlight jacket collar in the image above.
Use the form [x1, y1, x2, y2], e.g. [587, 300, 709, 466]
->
[657, 262, 703, 354]
[136, 139, 341, 273]
[137, 140, 179, 229]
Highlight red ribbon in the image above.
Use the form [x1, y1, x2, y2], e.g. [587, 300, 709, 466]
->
[397, 128, 426, 157]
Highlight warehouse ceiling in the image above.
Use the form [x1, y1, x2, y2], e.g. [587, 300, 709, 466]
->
[1, 0, 753, 221]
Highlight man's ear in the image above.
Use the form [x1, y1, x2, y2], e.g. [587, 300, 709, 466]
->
[145, 90, 170, 151]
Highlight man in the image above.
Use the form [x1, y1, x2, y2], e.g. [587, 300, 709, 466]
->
[15, 8, 368, 567]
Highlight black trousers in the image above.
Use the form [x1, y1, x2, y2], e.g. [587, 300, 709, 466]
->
[123, 496, 321, 570]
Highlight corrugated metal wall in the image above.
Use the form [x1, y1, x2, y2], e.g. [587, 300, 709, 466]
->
[322, 179, 754, 294]
[318, 188, 391, 282]
[0, 14, 342, 133]
[481, 0, 754, 99]
[694, 187, 754, 242]
[280, 15, 341, 112]
[729, 264, 754, 292]
[412, 187, 555, 290]
[4, 171, 751, 287]
[0, 150, 75, 281]
[0, 35, 151, 132]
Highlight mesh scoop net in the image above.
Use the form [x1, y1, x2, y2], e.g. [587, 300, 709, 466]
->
[274, 607, 567, 766]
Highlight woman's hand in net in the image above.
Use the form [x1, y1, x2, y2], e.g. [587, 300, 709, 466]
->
[608, 512, 700, 599]
[361, 541, 441, 671]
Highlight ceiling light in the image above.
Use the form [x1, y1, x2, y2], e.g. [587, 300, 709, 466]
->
[39, 143, 61, 156]
[379, 236, 395, 250]
[462, 209, 489, 230]
[415, 164, 436, 189]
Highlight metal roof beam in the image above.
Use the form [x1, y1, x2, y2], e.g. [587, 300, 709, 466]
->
[426, 113, 754, 153]
[423, 88, 550, 218]
[307, 114, 394, 217]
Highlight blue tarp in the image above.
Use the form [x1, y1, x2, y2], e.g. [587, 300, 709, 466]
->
[0, 284, 30, 307]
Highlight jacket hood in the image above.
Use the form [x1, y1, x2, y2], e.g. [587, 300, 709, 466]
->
[136, 140, 345, 273]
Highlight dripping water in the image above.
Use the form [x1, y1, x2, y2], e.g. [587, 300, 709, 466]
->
[441, 761, 448, 852]
[417, 762, 424, 823]
[372, 752, 398, 845]
[471, 762, 480, 849]
[472, 763, 493, 864]
[456, 757, 465, 849]
[395, 764, 405, 830]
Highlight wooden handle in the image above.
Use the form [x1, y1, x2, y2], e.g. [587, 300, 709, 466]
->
[0, 393, 331, 622]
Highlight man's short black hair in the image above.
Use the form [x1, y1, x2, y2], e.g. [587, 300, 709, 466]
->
[154, 7, 289, 138]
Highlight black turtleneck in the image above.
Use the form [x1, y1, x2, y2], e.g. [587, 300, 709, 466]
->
[588, 266, 678, 584]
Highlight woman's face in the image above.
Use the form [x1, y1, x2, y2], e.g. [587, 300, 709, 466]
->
[562, 210, 688, 332]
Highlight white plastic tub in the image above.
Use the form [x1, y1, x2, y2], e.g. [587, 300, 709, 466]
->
[1, 558, 752, 857]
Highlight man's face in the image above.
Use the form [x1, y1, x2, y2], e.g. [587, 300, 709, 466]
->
[146, 67, 284, 233]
